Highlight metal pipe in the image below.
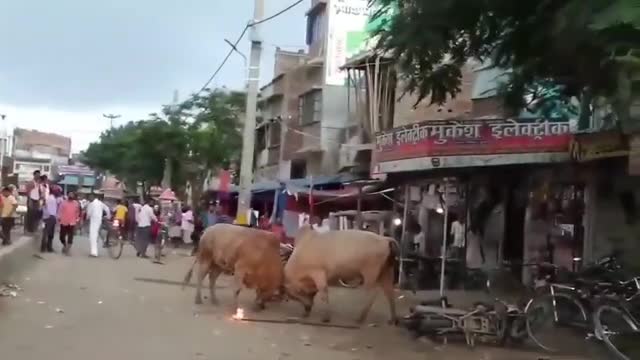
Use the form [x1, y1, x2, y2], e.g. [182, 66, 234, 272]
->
[439, 182, 449, 298]
[398, 185, 410, 285]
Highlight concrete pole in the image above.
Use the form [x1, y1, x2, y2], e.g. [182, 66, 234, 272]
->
[236, 0, 264, 225]
[0, 114, 5, 186]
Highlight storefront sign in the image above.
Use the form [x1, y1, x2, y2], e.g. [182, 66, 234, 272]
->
[569, 131, 628, 162]
[374, 118, 572, 164]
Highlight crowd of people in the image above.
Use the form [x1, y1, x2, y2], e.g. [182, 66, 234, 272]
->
[4, 169, 242, 259]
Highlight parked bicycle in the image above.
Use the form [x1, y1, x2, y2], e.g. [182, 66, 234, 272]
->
[592, 277, 640, 360]
[524, 252, 632, 354]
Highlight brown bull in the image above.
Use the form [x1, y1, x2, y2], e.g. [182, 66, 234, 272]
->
[284, 226, 398, 324]
[182, 223, 284, 311]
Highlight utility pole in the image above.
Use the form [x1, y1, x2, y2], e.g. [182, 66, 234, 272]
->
[103, 113, 121, 128]
[0, 114, 5, 186]
[236, 0, 264, 225]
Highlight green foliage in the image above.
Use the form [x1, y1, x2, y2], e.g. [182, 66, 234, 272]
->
[82, 89, 245, 197]
[372, 0, 640, 126]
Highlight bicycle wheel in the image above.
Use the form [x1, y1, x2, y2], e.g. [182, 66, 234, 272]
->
[107, 231, 124, 260]
[525, 292, 588, 352]
[594, 304, 640, 360]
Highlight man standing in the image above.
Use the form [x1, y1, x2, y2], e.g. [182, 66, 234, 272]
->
[58, 192, 80, 255]
[181, 206, 194, 245]
[135, 198, 156, 258]
[25, 170, 42, 233]
[126, 199, 139, 241]
[0, 186, 18, 245]
[86, 194, 110, 257]
[41, 187, 61, 253]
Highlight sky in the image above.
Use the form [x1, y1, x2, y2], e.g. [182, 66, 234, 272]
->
[0, 0, 307, 152]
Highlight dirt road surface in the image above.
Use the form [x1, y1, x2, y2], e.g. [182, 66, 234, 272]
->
[0, 235, 599, 360]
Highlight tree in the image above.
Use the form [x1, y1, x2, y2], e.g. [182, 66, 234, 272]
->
[82, 88, 244, 201]
[372, 0, 640, 128]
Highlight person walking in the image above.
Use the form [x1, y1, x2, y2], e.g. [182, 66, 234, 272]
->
[58, 192, 80, 255]
[135, 199, 156, 258]
[25, 170, 43, 233]
[86, 194, 110, 257]
[126, 199, 139, 241]
[41, 187, 61, 253]
[0, 186, 18, 246]
[181, 206, 194, 246]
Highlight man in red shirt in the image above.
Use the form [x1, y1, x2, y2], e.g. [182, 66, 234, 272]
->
[58, 192, 80, 255]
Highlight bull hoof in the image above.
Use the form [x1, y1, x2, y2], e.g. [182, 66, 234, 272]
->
[253, 303, 266, 311]
[321, 315, 331, 323]
[195, 297, 203, 305]
[388, 318, 399, 326]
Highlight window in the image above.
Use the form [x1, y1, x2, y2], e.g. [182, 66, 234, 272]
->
[290, 159, 307, 179]
[299, 90, 322, 125]
[43, 165, 50, 172]
[269, 122, 281, 147]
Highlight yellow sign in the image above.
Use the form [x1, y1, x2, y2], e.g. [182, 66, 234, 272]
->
[569, 131, 628, 162]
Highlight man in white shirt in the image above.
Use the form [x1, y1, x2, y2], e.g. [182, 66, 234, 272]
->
[135, 199, 157, 258]
[86, 194, 110, 257]
[181, 206, 194, 245]
[25, 170, 43, 233]
[450, 216, 466, 259]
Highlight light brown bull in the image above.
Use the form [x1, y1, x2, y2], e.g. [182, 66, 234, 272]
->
[182, 223, 284, 311]
[284, 226, 399, 324]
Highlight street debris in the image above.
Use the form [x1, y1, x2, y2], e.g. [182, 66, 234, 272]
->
[55, 308, 64, 314]
[0, 283, 22, 297]
[44, 325, 54, 329]
[37, 301, 46, 305]
[97, 300, 103, 305]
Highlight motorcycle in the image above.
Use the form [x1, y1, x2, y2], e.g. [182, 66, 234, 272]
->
[402, 269, 528, 347]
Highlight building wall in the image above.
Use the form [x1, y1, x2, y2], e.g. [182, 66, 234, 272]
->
[273, 48, 306, 77]
[392, 64, 476, 127]
[13, 128, 71, 164]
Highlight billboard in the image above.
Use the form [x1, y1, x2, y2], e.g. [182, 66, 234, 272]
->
[325, 0, 372, 86]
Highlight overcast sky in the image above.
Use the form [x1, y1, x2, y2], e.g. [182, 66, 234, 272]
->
[0, 0, 307, 152]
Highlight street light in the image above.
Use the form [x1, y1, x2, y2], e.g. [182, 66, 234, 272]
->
[102, 113, 121, 128]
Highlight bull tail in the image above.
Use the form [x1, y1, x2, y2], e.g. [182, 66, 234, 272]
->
[386, 237, 400, 267]
[182, 257, 198, 290]
[377, 237, 400, 283]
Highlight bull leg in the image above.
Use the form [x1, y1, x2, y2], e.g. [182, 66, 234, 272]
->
[194, 261, 210, 305]
[231, 269, 246, 312]
[310, 273, 330, 323]
[253, 293, 266, 311]
[356, 269, 380, 324]
[380, 266, 398, 325]
[208, 266, 222, 305]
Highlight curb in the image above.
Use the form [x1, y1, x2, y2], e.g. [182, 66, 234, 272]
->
[0, 235, 39, 284]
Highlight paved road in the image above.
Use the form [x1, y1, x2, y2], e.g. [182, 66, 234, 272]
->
[0, 234, 596, 360]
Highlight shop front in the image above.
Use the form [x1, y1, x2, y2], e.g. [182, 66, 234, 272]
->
[373, 117, 574, 286]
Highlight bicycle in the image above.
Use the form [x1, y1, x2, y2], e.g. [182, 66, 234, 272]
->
[592, 277, 640, 360]
[524, 253, 627, 353]
[101, 218, 130, 260]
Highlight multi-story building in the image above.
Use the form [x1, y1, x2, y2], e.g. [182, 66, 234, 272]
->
[254, 0, 372, 181]
[12, 128, 72, 190]
[255, 48, 307, 181]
